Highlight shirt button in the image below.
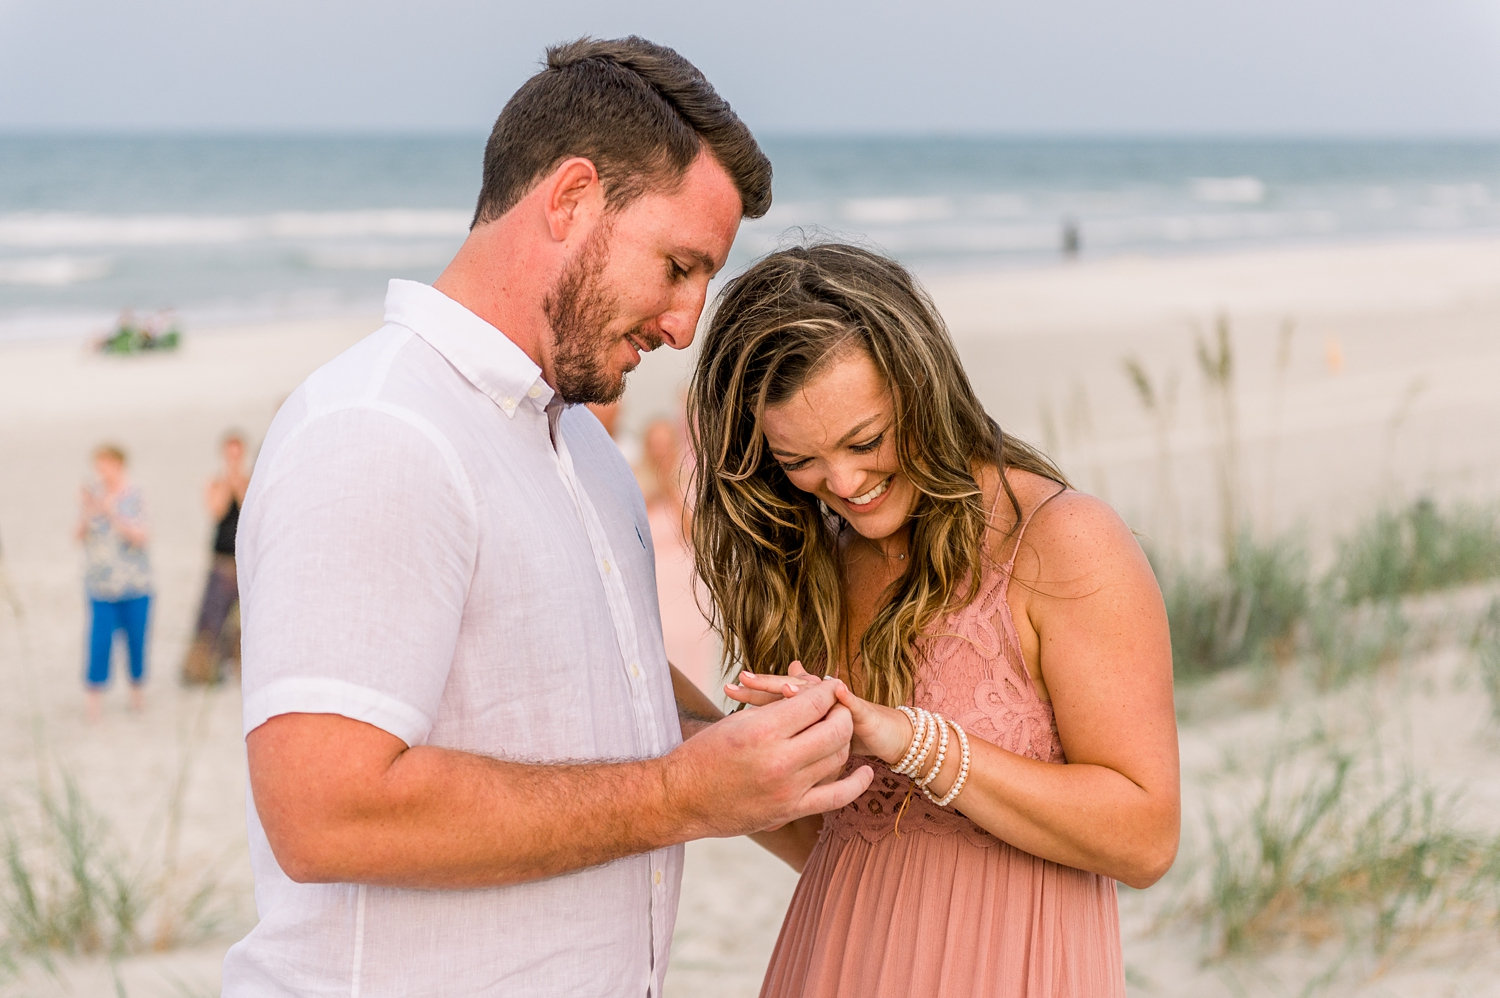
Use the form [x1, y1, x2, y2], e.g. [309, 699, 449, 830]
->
[653, 869, 663, 886]
[527, 384, 542, 399]
[502, 397, 516, 409]
[629, 662, 641, 679]
[602, 559, 612, 575]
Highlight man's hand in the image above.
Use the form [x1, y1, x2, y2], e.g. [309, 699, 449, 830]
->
[663, 679, 872, 838]
[726, 661, 912, 765]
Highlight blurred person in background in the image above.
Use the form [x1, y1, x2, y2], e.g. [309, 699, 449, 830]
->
[181, 430, 250, 685]
[638, 415, 720, 696]
[76, 443, 153, 721]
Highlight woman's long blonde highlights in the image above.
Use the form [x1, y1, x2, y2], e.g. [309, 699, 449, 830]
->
[688, 244, 1065, 707]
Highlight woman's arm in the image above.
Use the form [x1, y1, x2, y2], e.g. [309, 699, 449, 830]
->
[971, 490, 1179, 887]
[205, 476, 232, 520]
[731, 493, 1179, 888]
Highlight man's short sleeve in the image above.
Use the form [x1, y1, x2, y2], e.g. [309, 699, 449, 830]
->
[238, 405, 478, 746]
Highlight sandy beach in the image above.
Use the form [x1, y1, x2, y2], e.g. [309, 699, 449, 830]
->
[2, 235, 1498, 996]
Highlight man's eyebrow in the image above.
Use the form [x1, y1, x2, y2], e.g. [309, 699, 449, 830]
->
[767, 415, 883, 457]
[680, 248, 719, 274]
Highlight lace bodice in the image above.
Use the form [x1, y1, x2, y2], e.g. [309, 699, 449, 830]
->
[824, 503, 1065, 848]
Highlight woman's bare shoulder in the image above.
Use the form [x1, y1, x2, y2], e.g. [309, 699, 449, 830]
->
[1001, 477, 1149, 593]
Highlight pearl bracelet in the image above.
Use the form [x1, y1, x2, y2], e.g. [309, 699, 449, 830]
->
[904, 709, 938, 779]
[894, 707, 938, 779]
[892, 706, 926, 775]
[923, 718, 971, 808]
[918, 711, 949, 788]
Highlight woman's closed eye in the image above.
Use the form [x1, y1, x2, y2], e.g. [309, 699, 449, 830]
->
[775, 432, 885, 472]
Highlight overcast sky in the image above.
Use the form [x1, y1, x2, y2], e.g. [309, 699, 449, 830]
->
[2, 0, 1498, 136]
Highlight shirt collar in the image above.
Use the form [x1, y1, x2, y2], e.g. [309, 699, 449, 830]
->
[382, 279, 556, 419]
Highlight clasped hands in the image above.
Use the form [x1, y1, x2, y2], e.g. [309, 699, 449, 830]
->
[726, 662, 912, 770]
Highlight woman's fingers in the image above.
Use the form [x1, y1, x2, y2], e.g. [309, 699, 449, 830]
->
[737, 669, 821, 697]
[722, 683, 785, 707]
[830, 680, 877, 723]
[733, 670, 791, 691]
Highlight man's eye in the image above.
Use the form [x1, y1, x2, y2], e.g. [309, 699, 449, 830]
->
[850, 433, 885, 454]
[669, 260, 689, 280]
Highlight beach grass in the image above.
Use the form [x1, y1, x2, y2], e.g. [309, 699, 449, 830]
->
[1475, 599, 1500, 724]
[0, 766, 230, 968]
[1330, 498, 1500, 604]
[0, 587, 231, 973]
[1156, 504, 1500, 683]
[1186, 736, 1500, 961]
[1131, 316, 1500, 682]
[1, 774, 143, 957]
[1155, 533, 1309, 679]
[1300, 593, 1411, 692]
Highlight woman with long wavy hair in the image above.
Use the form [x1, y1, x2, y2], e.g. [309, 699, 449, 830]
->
[687, 243, 1179, 998]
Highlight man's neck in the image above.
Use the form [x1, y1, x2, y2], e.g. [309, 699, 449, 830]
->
[432, 218, 554, 370]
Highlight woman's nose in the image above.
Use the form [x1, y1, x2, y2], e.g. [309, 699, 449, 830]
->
[824, 460, 865, 499]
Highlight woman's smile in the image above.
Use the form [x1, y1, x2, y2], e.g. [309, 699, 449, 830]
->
[843, 475, 892, 509]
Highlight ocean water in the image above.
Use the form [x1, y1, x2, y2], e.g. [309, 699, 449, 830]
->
[2, 134, 1498, 341]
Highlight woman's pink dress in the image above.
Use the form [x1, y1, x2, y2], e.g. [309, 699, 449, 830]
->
[760, 508, 1125, 998]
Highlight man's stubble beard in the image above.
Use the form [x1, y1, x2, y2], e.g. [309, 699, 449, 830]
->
[543, 224, 652, 406]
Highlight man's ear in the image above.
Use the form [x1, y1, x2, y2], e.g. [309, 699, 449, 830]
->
[542, 157, 604, 242]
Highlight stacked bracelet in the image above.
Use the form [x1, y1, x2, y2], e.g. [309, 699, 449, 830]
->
[918, 712, 950, 789]
[893, 708, 972, 809]
[893, 706, 927, 775]
[892, 705, 941, 780]
[894, 707, 933, 777]
[922, 718, 971, 808]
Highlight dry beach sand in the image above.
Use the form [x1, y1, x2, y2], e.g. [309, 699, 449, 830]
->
[1, 236, 1498, 995]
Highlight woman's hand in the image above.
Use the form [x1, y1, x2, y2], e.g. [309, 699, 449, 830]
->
[726, 662, 913, 765]
[80, 484, 104, 519]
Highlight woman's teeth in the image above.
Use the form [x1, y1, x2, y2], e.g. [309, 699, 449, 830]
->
[847, 478, 890, 506]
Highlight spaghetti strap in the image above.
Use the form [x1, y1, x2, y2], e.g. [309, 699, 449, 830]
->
[1001, 482, 1069, 576]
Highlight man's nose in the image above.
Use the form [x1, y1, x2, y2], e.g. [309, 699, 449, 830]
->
[657, 280, 710, 350]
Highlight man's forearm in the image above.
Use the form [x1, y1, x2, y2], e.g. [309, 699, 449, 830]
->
[251, 680, 868, 893]
[296, 748, 691, 887]
[251, 714, 704, 889]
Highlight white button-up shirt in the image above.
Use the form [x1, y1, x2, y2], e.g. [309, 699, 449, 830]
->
[223, 280, 682, 997]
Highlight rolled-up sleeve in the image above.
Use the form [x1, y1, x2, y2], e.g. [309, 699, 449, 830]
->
[239, 403, 478, 747]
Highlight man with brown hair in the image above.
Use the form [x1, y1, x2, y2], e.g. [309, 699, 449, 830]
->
[223, 37, 871, 996]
